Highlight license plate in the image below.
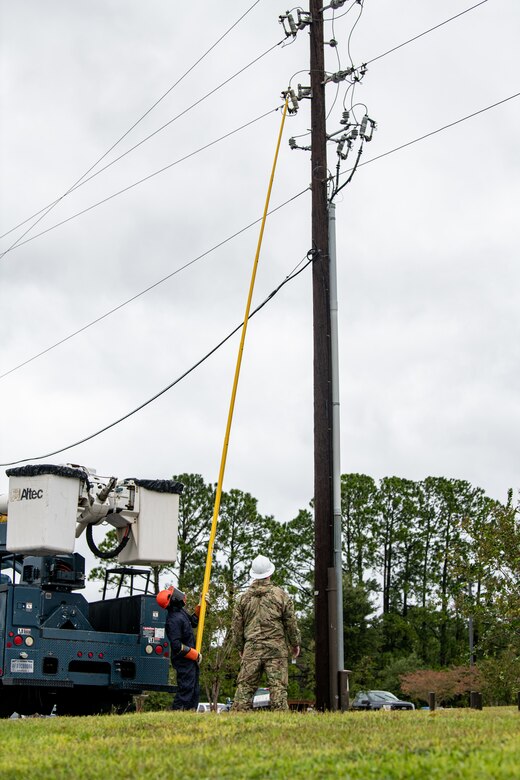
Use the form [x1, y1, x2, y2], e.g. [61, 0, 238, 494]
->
[11, 660, 34, 673]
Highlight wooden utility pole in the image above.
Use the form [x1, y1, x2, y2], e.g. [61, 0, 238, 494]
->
[310, 0, 335, 711]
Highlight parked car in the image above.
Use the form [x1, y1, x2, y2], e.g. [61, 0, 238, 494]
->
[252, 687, 270, 708]
[196, 702, 228, 713]
[351, 690, 415, 711]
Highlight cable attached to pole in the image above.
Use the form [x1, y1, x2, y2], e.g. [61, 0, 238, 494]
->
[195, 98, 289, 652]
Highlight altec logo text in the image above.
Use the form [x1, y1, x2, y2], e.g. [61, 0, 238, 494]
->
[20, 488, 44, 500]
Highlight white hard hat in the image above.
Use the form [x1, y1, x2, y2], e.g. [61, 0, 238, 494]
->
[250, 554, 275, 580]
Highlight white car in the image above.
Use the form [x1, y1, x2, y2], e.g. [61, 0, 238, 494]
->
[197, 702, 228, 713]
[252, 688, 270, 708]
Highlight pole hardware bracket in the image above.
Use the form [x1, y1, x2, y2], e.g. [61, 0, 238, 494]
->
[289, 137, 311, 151]
[298, 84, 312, 100]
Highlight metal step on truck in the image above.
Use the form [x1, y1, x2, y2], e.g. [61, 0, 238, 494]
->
[0, 463, 182, 716]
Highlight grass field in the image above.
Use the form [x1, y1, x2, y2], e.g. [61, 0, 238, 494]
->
[0, 707, 518, 779]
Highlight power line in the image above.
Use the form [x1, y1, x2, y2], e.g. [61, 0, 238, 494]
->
[323, 1, 360, 24]
[0, 1, 265, 248]
[0, 252, 314, 467]
[3, 89, 518, 381]
[338, 90, 520, 180]
[1, 40, 283, 254]
[365, 0, 489, 66]
[0, 106, 281, 260]
[0, 1, 491, 258]
[321, 0, 491, 125]
[0, 188, 309, 381]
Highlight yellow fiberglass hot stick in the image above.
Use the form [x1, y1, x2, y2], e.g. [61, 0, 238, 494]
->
[196, 97, 289, 652]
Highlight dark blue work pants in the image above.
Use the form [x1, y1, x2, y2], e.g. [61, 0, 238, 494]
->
[171, 659, 200, 711]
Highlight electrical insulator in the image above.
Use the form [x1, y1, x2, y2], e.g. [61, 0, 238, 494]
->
[288, 138, 311, 152]
[281, 88, 299, 114]
[279, 12, 298, 37]
[360, 115, 376, 142]
[330, 0, 347, 8]
[297, 84, 312, 100]
[336, 134, 352, 160]
[340, 110, 350, 126]
[325, 68, 355, 85]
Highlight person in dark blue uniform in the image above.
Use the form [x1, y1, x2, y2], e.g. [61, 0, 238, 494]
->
[156, 586, 202, 711]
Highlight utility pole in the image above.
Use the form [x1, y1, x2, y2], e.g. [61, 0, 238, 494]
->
[309, 0, 336, 712]
[282, 0, 373, 711]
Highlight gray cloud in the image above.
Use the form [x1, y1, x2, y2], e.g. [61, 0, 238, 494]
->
[1, 0, 518, 546]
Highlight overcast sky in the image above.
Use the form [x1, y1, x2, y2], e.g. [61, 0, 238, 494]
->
[1, 1, 518, 592]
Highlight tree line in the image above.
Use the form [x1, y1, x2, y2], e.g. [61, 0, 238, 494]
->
[90, 473, 519, 707]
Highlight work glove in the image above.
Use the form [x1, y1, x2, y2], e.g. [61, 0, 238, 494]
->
[194, 592, 210, 618]
[185, 647, 202, 664]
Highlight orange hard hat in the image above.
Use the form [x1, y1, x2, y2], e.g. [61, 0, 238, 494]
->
[156, 586, 174, 609]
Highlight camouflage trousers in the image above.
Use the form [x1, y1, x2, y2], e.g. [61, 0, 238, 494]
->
[232, 649, 289, 711]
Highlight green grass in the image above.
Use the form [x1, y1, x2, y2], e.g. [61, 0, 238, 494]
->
[0, 708, 518, 779]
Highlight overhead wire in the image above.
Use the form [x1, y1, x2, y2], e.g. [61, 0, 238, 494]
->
[326, 0, 367, 121]
[0, 106, 282, 259]
[364, 0, 489, 67]
[322, 0, 360, 23]
[0, 0, 265, 247]
[1, 1, 492, 258]
[0, 7, 511, 469]
[336, 91, 520, 182]
[3, 89, 519, 382]
[331, 142, 364, 199]
[325, 10, 343, 121]
[0, 0, 508, 397]
[0, 251, 315, 467]
[0, 187, 310, 381]
[0, 41, 284, 261]
[346, 0, 364, 69]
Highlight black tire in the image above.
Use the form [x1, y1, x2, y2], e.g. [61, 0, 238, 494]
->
[0, 688, 55, 718]
[56, 690, 133, 716]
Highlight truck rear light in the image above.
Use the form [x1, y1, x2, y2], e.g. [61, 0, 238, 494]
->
[145, 645, 153, 654]
[0, 668, 3, 676]
[154, 645, 163, 655]
[25, 636, 34, 647]
[88, 652, 94, 658]
[8, 632, 14, 637]
[6, 642, 12, 648]
[13, 636, 23, 646]
[77, 651, 83, 657]
[98, 653, 104, 659]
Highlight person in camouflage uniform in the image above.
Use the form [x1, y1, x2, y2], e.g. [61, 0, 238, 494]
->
[231, 554, 300, 711]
